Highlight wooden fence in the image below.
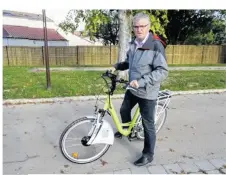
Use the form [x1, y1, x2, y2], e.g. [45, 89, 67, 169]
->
[3, 45, 226, 66]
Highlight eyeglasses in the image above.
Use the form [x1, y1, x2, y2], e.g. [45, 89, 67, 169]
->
[133, 24, 149, 29]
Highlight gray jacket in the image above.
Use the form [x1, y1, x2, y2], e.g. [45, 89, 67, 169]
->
[114, 33, 168, 100]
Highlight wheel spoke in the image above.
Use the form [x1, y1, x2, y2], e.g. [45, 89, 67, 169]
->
[136, 104, 167, 139]
[66, 144, 81, 148]
[60, 117, 110, 164]
[65, 137, 82, 141]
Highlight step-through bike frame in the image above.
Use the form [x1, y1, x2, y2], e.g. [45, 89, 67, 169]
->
[103, 94, 140, 137]
[96, 70, 170, 137]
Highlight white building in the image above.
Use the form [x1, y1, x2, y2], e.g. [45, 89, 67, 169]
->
[3, 10, 103, 46]
[3, 10, 68, 47]
[58, 31, 104, 46]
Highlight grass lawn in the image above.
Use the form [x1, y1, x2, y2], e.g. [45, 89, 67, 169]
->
[168, 63, 226, 67]
[3, 67, 226, 99]
[33, 63, 226, 68]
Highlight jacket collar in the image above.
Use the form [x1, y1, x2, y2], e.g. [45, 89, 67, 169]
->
[131, 32, 154, 50]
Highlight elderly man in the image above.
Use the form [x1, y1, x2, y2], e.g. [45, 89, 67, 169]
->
[112, 12, 168, 166]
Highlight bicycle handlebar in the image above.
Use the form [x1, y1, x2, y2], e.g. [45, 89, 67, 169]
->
[102, 70, 128, 84]
[101, 70, 146, 95]
[101, 70, 128, 95]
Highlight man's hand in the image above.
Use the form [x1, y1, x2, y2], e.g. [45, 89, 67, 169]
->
[130, 80, 139, 88]
[109, 67, 116, 73]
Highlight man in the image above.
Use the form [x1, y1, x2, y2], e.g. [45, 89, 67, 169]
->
[111, 12, 168, 166]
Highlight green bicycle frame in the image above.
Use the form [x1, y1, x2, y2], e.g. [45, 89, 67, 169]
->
[103, 95, 140, 136]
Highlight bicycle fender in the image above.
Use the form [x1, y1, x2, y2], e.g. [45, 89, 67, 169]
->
[91, 119, 114, 145]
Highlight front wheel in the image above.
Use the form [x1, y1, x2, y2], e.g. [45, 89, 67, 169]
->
[59, 117, 111, 164]
[136, 103, 167, 140]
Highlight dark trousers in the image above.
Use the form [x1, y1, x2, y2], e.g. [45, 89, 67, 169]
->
[120, 90, 157, 158]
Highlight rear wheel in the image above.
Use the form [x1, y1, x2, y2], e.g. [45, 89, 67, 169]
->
[136, 103, 167, 140]
[59, 117, 111, 164]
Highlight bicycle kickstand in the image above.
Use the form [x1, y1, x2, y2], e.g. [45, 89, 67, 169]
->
[127, 130, 137, 141]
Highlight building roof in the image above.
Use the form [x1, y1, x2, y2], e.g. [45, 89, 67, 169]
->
[3, 25, 67, 41]
[3, 10, 53, 22]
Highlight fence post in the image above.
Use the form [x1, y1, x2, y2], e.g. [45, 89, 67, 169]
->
[76, 46, 79, 65]
[6, 46, 10, 66]
[55, 47, 58, 66]
[223, 45, 226, 63]
[172, 45, 174, 64]
[201, 46, 204, 64]
[42, 46, 45, 66]
[218, 46, 221, 64]
[110, 44, 112, 64]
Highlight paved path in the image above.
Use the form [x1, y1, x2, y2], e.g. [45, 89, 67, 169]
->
[29, 66, 226, 72]
[3, 93, 226, 174]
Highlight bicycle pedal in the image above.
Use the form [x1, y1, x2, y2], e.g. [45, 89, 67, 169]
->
[128, 135, 137, 141]
[114, 134, 123, 139]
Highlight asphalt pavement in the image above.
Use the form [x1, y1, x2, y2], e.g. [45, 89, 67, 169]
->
[3, 92, 226, 174]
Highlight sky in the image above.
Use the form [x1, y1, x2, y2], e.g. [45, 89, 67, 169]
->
[15, 9, 85, 30]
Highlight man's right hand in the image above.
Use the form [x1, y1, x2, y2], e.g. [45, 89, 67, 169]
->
[109, 67, 116, 73]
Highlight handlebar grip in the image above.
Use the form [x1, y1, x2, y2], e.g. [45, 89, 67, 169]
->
[119, 78, 128, 83]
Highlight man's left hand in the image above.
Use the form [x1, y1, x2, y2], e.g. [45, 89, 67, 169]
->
[130, 80, 139, 88]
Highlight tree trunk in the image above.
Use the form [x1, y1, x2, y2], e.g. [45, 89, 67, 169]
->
[118, 10, 132, 79]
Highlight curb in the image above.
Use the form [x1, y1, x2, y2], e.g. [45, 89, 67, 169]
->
[29, 66, 226, 72]
[3, 89, 226, 105]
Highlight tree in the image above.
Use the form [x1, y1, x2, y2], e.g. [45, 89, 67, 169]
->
[166, 10, 212, 44]
[208, 10, 226, 44]
[93, 10, 119, 45]
[166, 10, 226, 45]
[59, 10, 169, 45]
[117, 10, 132, 79]
[59, 10, 169, 78]
[59, 10, 117, 45]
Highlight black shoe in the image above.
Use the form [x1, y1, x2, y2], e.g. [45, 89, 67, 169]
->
[114, 131, 122, 138]
[134, 156, 153, 166]
[114, 127, 128, 138]
[114, 130, 136, 140]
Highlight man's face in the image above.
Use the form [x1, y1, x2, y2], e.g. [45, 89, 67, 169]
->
[133, 18, 150, 41]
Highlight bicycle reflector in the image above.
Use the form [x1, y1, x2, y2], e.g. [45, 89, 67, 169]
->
[72, 152, 78, 158]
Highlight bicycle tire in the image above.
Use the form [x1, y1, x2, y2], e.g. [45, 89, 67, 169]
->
[59, 117, 111, 164]
[136, 103, 167, 140]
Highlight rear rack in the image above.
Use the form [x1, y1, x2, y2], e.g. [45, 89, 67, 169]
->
[156, 90, 172, 118]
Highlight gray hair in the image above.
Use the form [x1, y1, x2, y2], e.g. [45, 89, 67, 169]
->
[132, 12, 150, 26]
